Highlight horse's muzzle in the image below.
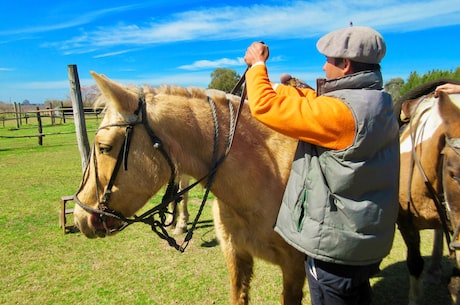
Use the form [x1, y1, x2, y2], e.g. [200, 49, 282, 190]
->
[90, 213, 125, 237]
[74, 205, 125, 238]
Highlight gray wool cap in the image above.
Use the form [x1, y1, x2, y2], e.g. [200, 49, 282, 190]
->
[316, 26, 386, 64]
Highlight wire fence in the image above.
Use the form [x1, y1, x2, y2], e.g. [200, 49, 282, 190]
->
[0, 106, 102, 145]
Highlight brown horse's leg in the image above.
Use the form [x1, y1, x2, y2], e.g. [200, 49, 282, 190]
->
[426, 229, 443, 284]
[279, 252, 305, 305]
[398, 222, 424, 305]
[448, 251, 460, 305]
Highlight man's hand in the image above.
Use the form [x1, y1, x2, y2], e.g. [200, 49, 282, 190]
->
[244, 42, 269, 67]
[434, 83, 460, 97]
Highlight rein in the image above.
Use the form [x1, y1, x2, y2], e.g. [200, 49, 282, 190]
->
[74, 72, 248, 252]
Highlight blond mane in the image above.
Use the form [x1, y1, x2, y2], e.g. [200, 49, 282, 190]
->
[94, 83, 233, 112]
[145, 84, 231, 105]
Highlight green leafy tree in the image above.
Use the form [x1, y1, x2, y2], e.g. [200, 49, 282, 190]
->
[208, 68, 241, 94]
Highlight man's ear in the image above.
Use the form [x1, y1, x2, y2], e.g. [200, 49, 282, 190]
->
[343, 59, 352, 73]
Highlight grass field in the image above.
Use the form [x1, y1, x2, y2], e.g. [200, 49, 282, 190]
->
[0, 118, 456, 304]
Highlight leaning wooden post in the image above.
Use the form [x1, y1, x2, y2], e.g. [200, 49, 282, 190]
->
[36, 107, 43, 146]
[68, 64, 90, 172]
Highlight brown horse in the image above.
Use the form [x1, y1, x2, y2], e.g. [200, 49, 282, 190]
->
[73, 72, 305, 305]
[397, 81, 460, 305]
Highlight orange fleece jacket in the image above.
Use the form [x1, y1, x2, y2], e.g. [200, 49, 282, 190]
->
[246, 64, 356, 150]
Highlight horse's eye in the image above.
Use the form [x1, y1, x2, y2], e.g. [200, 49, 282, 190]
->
[99, 144, 113, 154]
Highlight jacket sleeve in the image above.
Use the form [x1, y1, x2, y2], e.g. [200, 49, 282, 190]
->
[245, 64, 356, 150]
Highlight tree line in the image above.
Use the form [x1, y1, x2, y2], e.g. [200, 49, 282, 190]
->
[384, 66, 460, 102]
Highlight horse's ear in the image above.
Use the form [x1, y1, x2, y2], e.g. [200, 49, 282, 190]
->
[90, 71, 138, 114]
[439, 91, 460, 134]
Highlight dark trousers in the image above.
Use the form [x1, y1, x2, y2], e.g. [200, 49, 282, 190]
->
[305, 257, 380, 305]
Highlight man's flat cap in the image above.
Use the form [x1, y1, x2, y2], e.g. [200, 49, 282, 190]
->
[316, 26, 386, 64]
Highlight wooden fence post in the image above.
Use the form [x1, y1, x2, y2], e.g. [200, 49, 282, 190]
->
[36, 107, 43, 145]
[68, 64, 90, 172]
[19, 103, 23, 126]
[14, 102, 20, 129]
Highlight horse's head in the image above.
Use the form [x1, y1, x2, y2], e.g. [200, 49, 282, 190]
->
[73, 72, 172, 238]
[438, 92, 460, 252]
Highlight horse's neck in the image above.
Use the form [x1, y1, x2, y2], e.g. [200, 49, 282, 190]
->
[149, 96, 248, 174]
[148, 95, 297, 202]
[149, 98, 215, 175]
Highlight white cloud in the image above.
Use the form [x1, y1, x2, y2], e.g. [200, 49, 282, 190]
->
[93, 49, 138, 58]
[51, 0, 460, 55]
[0, 4, 146, 36]
[178, 57, 245, 70]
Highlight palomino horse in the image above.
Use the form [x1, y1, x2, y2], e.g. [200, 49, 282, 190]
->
[73, 72, 304, 305]
[397, 80, 460, 305]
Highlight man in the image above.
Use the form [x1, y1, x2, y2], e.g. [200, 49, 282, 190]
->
[244, 26, 399, 305]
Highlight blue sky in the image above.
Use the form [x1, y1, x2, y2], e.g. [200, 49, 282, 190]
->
[1, 0, 459, 104]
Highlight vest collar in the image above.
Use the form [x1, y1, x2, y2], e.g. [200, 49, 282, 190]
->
[317, 70, 383, 96]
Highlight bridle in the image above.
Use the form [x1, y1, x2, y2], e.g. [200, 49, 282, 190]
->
[73, 94, 182, 242]
[74, 72, 248, 252]
[406, 94, 460, 253]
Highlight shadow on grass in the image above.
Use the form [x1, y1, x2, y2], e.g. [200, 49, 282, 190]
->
[372, 256, 455, 305]
[192, 219, 218, 248]
[201, 238, 219, 248]
[189, 219, 214, 230]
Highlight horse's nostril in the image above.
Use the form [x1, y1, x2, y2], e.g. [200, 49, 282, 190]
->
[90, 214, 105, 230]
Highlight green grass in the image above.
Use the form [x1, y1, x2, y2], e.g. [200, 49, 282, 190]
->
[0, 119, 456, 304]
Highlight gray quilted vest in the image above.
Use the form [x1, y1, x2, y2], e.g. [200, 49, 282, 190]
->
[274, 71, 400, 265]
